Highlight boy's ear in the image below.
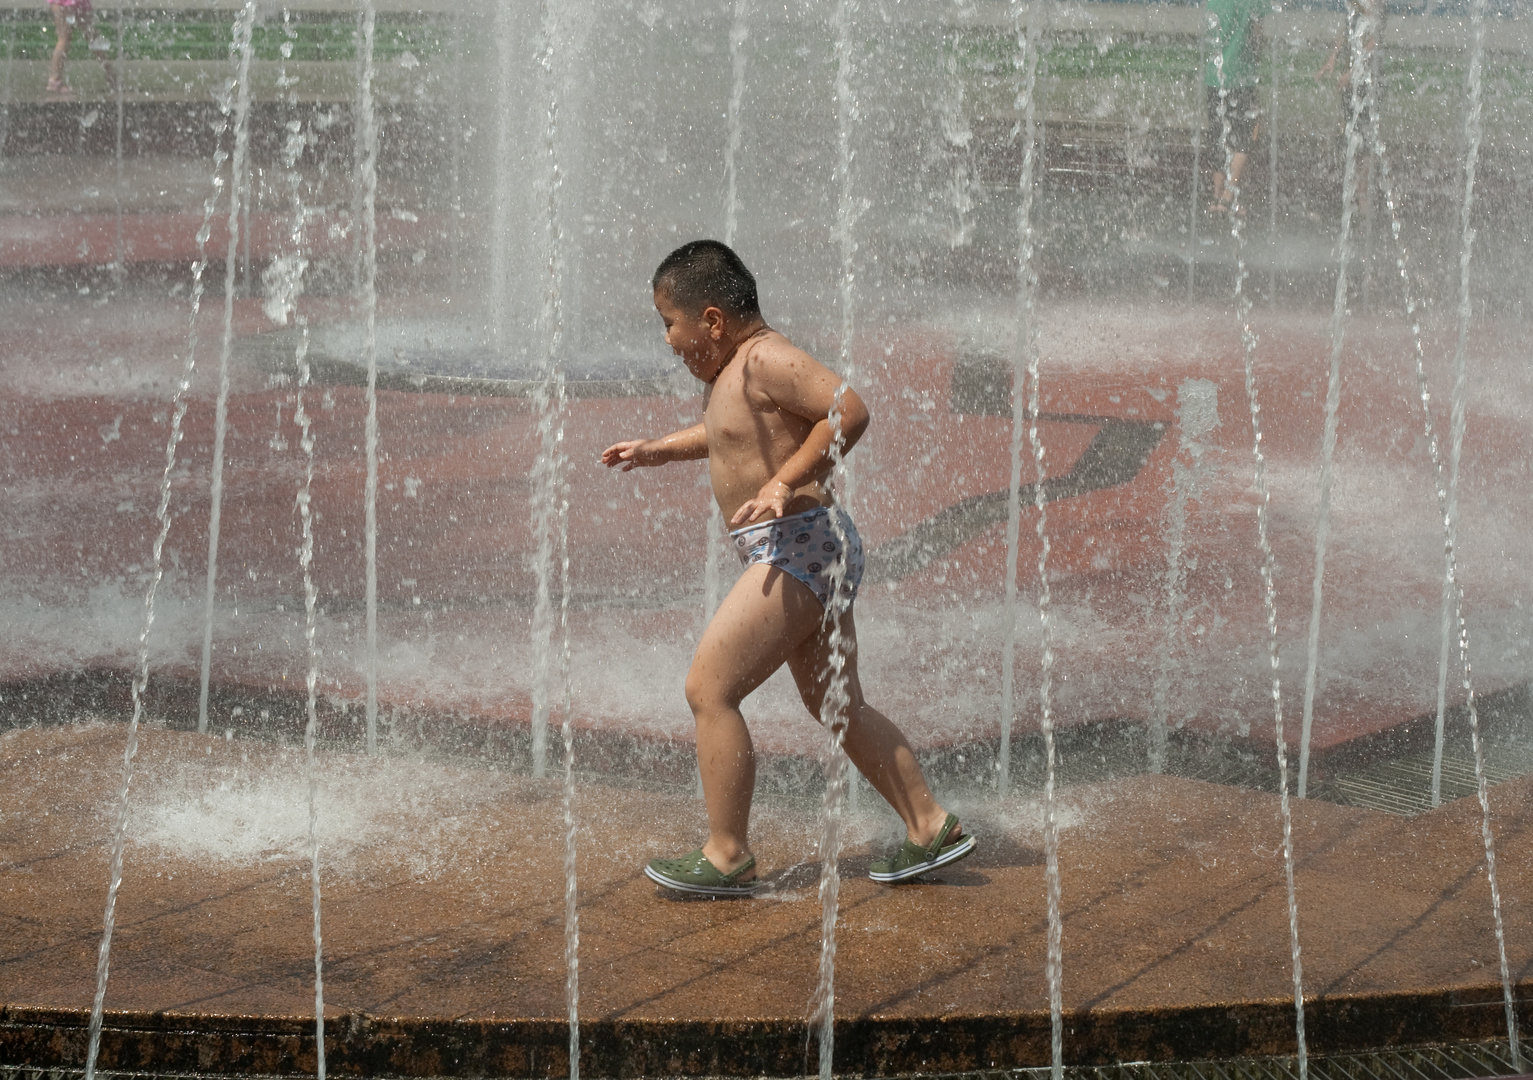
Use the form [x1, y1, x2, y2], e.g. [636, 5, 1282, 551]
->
[702, 305, 727, 338]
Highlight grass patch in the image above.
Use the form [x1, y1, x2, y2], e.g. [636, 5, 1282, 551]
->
[0, 9, 448, 63]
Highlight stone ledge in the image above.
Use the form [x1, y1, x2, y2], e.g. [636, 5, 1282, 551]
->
[4, 986, 1533, 1079]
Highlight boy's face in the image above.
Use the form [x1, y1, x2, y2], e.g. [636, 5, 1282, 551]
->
[655, 289, 727, 383]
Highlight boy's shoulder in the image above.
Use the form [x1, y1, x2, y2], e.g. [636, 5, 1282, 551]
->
[738, 329, 822, 381]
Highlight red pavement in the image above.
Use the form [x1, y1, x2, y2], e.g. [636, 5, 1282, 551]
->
[3, 282, 1530, 760]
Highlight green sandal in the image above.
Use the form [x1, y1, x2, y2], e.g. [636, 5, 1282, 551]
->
[645, 848, 759, 897]
[869, 813, 976, 883]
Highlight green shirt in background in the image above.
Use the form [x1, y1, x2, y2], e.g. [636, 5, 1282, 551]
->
[1205, 0, 1269, 88]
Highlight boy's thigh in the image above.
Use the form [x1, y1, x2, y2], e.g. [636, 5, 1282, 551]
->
[691, 563, 826, 704]
[785, 603, 864, 721]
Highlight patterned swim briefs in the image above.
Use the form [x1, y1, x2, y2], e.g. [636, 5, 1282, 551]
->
[729, 505, 865, 609]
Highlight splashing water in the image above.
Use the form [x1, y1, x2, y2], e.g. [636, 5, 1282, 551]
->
[1298, 0, 1375, 798]
[999, 0, 1043, 799]
[83, 36, 241, 1080]
[356, 1, 381, 755]
[1213, 44, 1309, 1080]
[197, 2, 256, 735]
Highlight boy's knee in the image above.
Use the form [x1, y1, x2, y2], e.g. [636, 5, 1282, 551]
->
[684, 669, 732, 718]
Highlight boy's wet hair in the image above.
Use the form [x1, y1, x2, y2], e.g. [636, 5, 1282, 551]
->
[652, 240, 761, 319]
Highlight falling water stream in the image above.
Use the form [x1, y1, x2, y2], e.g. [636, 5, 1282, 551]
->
[998, 0, 1043, 798]
[1366, 37, 1523, 1075]
[559, 487, 580, 1080]
[723, 0, 748, 253]
[1442, 0, 1484, 807]
[1297, 2, 1375, 798]
[809, 395, 855, 1080]
[1025, 259, 1064, 1080]
[1438, 0, 1524, 1064]
[704, 0, 751, 629]
[1266, 4, 1278, 303]
[83, 57, 240, 1080]
[808, 5, 862, 1075]
[1021, 96, 1064, 1080]
[356, 1, 381, 756]
[110, 0, 124, 287]
[532, 5, 579, 1072]
[269, 13, 326, 1075]
[1214, 50, 1309, 1080]
[995, 5, 1062, 1072]
[1186, 21, 1205, 300]
[1149, 379, 1219, 774]
[0, 10, 13, 163]
[297, 368, 326, 1080]
[196, 1, 256, 735]
[295, 318, 327, 1078]
[489, 6, 515, 347]
[938, 28, 975, 250]
[528, 2, 568, 782]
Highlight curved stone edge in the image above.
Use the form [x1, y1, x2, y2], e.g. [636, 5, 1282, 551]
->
[3, 984, 1530, 1078]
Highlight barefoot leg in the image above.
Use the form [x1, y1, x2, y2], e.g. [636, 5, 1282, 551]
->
[686, 562, 826, 876]
[786, 603, 955, 847]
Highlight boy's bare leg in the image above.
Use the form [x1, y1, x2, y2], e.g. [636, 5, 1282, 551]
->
[685, 563, 828, 878]
[787, 607, 956, 848]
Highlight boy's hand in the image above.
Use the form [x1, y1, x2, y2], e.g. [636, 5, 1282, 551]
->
[601, 439, 667, 471]
[730, 480, 792, 527]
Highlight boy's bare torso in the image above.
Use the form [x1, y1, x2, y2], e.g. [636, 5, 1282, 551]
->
[705, 329, 834, 525]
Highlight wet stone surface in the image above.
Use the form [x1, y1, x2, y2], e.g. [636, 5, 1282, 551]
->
[2, 723, 1531, 1075]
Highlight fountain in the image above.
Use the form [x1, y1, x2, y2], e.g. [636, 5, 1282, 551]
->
[2, 0, 1532, 1077]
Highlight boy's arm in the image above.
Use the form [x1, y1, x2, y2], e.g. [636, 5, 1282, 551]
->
[729, 345, 871, 526]
[601, 422, 707, 471]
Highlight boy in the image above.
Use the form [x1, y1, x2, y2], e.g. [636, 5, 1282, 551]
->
[600, 240, 975, 895]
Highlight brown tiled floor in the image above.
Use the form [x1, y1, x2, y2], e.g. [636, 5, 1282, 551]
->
[4, 723, 1531, 1046]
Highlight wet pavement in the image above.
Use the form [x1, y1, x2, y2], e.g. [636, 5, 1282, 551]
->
[2, 722, 1532, 1075]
